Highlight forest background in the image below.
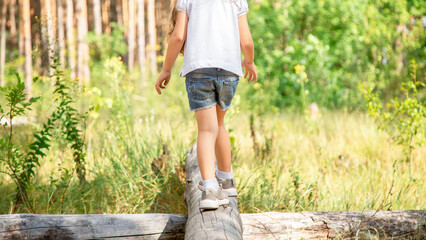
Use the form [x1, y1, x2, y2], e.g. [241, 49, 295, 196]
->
[0, 0, 424, 214]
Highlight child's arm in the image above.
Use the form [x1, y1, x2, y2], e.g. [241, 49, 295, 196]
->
[238, 15, 257, 82]
[155, 12, 188, 95]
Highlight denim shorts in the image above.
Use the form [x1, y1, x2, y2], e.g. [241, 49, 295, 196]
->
[185, 68, 239, 111]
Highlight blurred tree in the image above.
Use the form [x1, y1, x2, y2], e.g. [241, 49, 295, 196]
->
[57, 0, 66, 66]
[76, 0, 90, 84]
[127, 0, 135, 71]
[148, 0, 157, 75]
[0, 0, 7, 87]
[102, 0, 111, 33]
[114, 0, 123, 26]
[92, 0, 102, 35]
[137, 0, 145, 83]
[22, 0, 32, 99]
[66, 0, 76, 79]
[18, 0, 24, 55]
[8, 0, 17, 49]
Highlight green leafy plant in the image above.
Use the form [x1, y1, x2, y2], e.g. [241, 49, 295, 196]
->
[361, 59, 425, 175]
[0, 73, 40, 212]
[0, 58, 91, 212]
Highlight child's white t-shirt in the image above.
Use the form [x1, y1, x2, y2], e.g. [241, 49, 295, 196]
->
[176, 0, 249, 77]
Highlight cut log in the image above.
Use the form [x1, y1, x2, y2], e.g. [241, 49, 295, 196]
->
[0, 210, 423, 239]
[184, 143, 243, 240]
[241, 210, 425, 239]
[0, 214, 187, 239]
[0, 144, 424, 239]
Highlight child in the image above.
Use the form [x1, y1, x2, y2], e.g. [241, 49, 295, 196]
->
[155, 0, 257, 210]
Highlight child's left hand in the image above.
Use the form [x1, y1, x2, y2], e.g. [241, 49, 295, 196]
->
[155, 71, 171, 95]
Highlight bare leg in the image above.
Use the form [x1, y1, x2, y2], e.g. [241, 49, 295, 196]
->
[195, 105, 218, 180]
[215, 105, 232, 172]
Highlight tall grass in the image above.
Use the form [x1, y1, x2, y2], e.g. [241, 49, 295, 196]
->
[0, 58, 424, 214]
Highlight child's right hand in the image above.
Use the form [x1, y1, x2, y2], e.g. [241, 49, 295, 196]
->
[155, 71, 171, 95]
[242, 58, 257, 82]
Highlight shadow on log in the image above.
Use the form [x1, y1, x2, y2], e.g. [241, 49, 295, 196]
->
[0, 144, 424, 239]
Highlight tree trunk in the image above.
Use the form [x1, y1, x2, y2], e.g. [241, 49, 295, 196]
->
[0, 0, 7, 87]
[127, 0, 135, 71]
[147, 0, 157, 75]
[40, 0, 55, 75]
[114, 0, 123, 26]
[8, 0, 16, 48]
[76, 0, 90, 85]
[101, 0, 110, 34]
[0, 211, 424, 240]
[22, 0, 32, 99]
[66, 0, 76, 79]
[184, 143, 243, 240]
[121, 0, 128, 34]
[137, 0, 145, 84]
[45, 0, 54, 66]
[18, 0, 24, 55]
[57, 0, 66, 66]
[92, 0, 102, 35]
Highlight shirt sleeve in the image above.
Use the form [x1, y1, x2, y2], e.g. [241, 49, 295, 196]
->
[237, 0, 249, 17]
[176, 0, 187, 13]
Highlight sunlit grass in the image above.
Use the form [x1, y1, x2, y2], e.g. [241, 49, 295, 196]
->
[1, 58, 424, 214]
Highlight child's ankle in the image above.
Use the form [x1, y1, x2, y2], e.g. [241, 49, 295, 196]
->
[202, 178, 219, 191]
[216, 167, 233, 181]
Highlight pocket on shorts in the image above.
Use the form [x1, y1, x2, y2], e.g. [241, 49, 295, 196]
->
[220, 77, 239, 103]
[186, 77, 214, 101]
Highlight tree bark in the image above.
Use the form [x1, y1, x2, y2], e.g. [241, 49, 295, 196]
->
[57, 0, 66, 66]
[0, 0, 7, 87]
[101, 0, 110, 34]
[241, 210, 426, 239]
[0, 206, 424, 239]
[40, 0, 55, 75]
[18, 0, 24, 55]
[147, 0, 157, 75]
[22, 0, 32, 99]
[0, 214, 187, 239]
[92, 0, 102, 35]
[114, 0, 123, 26]
[137, 0, 145, 84]
[66, 0, 76, 79]
[8, 0, 16, 48]
[75, 0, 90, 85]
[127, 0, 135, 71]
[184, 143, 243, 240]
[121, 0, 128, 34]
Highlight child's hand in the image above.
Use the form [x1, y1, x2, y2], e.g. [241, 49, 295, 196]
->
[155, 71, 171, 95]
[242, 59, 258, 82]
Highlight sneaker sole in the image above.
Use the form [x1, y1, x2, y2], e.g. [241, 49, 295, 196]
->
[219, 198, 230, 205]
[223, 188, 238, 197]
[200, 199, 219, 209]
[198, 182, 238, 197]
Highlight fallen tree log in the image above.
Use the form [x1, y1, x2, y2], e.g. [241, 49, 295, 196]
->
[241, 210, 425, 239]
[0, 213, 187, 239]
[184, 143, 243, 240]
[0, 210, 424, 239]
[0, 144, 424, 239]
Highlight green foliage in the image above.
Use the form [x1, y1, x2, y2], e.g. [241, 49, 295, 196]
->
[87, 23, 128, 62]
[0, 73, 40, 212]
[247, 0, 425, 111]
[0, 59, 91, 212]
[361, 59, 425, 174]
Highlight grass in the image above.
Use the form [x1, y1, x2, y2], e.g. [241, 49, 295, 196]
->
[0, 58, 424, 214]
